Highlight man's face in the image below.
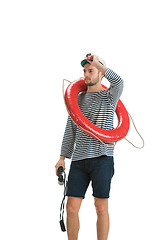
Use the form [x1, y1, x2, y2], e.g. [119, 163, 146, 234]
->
[83, 63, 101, 86]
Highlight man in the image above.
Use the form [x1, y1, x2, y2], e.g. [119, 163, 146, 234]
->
[55, 53, 123, 240]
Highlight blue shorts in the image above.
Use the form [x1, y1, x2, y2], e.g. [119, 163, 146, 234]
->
[66, 155, 114, 199]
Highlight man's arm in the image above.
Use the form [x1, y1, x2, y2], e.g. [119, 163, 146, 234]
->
[104, 68, 124, 105]
[60, 116, 77, 157]
[87, 54, 123, 103]
[86, 55, 108, 74]
[55, 116, 77, 175]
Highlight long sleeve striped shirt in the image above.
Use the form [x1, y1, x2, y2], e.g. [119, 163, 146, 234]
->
[60, 68, 124, 161]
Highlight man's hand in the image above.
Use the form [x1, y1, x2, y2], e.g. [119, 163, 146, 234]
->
[86, 54, 99, 65]
[86, 54, 108, 75]
[55, 156, 65, 175]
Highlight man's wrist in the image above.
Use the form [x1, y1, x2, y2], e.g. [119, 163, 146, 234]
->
[60, 155, 65, 161]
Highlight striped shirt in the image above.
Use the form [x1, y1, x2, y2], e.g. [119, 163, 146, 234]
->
[60, 68, 124, 161]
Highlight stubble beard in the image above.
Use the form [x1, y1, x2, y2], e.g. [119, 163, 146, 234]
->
[85, 74, 100, 86]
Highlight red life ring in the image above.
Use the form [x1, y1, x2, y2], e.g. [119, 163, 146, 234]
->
[64, 78, 130, 143]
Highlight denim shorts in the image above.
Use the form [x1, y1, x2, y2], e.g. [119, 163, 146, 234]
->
[66, 155, 114, 199]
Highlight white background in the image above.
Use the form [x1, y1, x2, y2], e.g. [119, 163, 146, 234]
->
[0, 0, 159, 239]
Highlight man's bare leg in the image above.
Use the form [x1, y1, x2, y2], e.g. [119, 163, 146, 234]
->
[94, 197, 110, 240]
[66, 196, 83, 240]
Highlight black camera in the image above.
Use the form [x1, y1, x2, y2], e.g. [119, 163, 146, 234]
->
[57, 166, 64, 185]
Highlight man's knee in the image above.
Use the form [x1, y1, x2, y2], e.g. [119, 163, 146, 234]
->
[66, 197, 83, 215]
[94, 198, 109, 217]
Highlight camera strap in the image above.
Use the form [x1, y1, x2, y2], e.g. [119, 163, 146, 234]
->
[59, 171, 67, 232]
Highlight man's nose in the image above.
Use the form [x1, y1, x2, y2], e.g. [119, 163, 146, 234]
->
[84, 71, 89, 77]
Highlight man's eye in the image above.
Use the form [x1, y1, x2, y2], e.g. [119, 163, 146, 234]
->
[89, 70, 92, 73]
